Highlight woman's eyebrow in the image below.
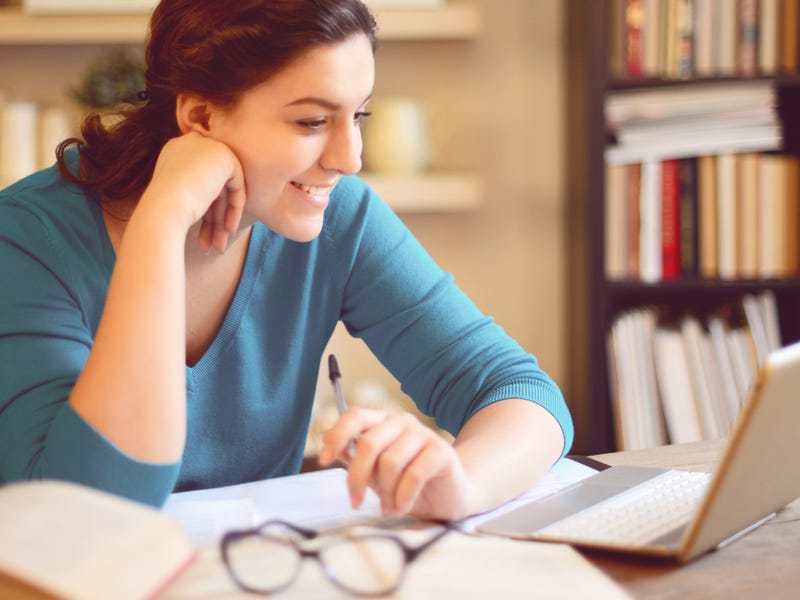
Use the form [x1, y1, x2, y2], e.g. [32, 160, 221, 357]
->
[285, 97, 340, 110]
[285, 92, 373, 111]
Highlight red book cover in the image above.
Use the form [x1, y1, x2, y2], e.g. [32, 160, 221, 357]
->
[661, 159, 681, 280]
[625, 0, 644, 77]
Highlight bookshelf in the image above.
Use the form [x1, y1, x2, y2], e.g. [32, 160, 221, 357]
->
[565, 0, 800, 454]
[0, 4, 483, 212]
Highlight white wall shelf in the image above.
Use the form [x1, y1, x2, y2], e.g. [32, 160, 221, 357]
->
[0, 4, 482, 45]
[361, 172, 481, 212]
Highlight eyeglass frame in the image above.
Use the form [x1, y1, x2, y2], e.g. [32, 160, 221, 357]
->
[220, 518, 456, 597]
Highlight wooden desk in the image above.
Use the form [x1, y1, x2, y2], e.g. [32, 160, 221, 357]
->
[588, 439, 800, 599]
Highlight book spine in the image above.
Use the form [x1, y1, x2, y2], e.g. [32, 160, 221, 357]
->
[627, 163, 642, 277]
[781, 0, 800, 72]
[739, 0, 760, 77]
[640, 160, 663, 282]
[676, 0, 695, 78]
[661, 159, 682, 280]
[737, 152, 760, 278]
[679, 158, 700, 277]
[625, 0, 645, 77]
[716, 153, 738, 280]
[698, 155, 719, 278]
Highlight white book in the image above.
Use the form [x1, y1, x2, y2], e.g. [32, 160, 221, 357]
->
[653, 327, 704, 444]
[608, 318, 635, 450]
[707, 315, 742, 430]
[698, 332, 732, 435]
[681, 316, 721, 439]
[742, 293, 771, 366]
[605, 81, 776, 127]
[639, 160, 662, 283]
[605, 127, 781, 165]
[758, 289, 782, 352]
[634, 308, 668, 448]
[727, 327, 759, 402]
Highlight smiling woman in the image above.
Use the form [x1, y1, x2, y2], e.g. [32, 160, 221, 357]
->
[0, 0, 573, 522]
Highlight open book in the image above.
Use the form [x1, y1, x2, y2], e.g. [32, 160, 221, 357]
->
[0, 480, 195, 600]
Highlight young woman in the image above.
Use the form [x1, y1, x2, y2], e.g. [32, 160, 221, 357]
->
[0, 0, 572, 520]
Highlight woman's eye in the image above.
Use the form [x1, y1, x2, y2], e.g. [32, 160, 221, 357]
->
[354, 111, 372, 125]
[297, 118, 327, 130]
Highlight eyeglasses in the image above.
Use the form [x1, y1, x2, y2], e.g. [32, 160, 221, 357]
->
[220, 519, 454, 597]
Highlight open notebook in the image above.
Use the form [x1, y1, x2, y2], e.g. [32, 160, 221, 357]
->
[478, 339, 800, 562]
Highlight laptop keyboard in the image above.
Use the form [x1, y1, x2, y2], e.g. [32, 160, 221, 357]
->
[535, 469, 712, 547]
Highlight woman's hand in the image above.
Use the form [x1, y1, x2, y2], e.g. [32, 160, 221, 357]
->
[138, 131, 247, 252]
[319, 407, 478, 521]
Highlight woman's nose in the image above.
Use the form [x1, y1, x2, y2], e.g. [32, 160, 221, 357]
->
[321, 123, 363, 175]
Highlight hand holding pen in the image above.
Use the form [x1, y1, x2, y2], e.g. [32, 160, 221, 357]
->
[319, 353, 472, 519]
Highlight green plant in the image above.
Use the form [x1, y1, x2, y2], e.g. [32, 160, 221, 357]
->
[69, 49, 146, 110]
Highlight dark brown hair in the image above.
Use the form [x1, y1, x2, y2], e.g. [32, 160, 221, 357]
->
[57, 0, 377, 201]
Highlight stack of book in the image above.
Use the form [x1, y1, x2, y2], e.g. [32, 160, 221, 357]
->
[609, 0, 799, 79]
[607, 289, 781, 450]
[603, 81, 798, 282]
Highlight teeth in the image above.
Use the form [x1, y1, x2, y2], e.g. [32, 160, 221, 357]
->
[294, 182, 328, 195]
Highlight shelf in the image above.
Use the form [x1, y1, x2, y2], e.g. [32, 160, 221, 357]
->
[360, 172, 482, 212]
[0, 4, 482, 45]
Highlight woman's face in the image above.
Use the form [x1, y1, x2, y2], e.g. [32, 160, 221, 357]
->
[206, 34, 375, 242]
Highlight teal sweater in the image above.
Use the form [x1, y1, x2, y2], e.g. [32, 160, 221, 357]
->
[0, 161, 573, 507]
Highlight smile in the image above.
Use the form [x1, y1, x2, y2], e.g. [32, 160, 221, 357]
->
[291, 180, 337, 196]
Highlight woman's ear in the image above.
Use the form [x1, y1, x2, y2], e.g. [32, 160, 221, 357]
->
[175, 94, 213, 135]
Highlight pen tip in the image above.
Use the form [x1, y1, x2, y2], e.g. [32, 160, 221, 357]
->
[327, 354, 340, 380]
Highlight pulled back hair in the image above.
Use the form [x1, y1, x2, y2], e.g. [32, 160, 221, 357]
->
[56, 0, 377, 201]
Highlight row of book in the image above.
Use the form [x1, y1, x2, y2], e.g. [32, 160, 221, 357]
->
[0, 97, 73, 189]
[605, 152, 800, 282]
[609, 0, 800, 80]
[607, 290, 781, 450]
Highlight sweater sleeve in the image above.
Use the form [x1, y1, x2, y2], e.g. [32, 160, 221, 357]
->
[333, 178, 574, 455]
[0, 197, 179, 507]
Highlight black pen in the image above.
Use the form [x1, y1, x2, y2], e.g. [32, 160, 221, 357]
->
[327, 354, 356, 458]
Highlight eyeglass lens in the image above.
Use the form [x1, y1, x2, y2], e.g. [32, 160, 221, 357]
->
[226, 532, 408, 596]
[320, 536, 407, 595]
[226, 534, 303, 593]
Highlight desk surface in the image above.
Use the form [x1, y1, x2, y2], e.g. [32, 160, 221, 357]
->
[162, 441, 798, 599]
[589, 439, 800, 599]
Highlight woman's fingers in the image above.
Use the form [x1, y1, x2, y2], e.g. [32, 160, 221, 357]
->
[347, 414, 413, 511]
[320, 407, 456, 516]
[393, 440, 450, 515]
[319, 406, 384, 466]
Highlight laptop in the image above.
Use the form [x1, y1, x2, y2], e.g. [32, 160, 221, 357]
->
[478, 339, 800, 562]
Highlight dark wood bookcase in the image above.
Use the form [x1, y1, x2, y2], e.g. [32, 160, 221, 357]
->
[564, 0, 800, 454]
